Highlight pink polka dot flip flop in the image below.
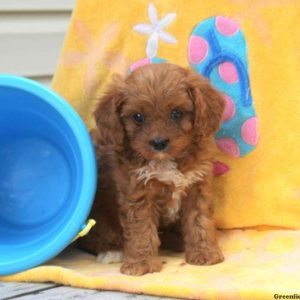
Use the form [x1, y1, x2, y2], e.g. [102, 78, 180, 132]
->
[188, 16, 258, 157]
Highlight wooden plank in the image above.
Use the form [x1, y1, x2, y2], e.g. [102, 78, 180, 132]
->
[0, 0, 75, 12]
[0, 12, 71, 34]
[84, 291, 178, 300]
[0, 32, 65, 77]
[0, 283, 179, 300]
[0, 282, 56, 299]
[10, 285, 177, 300]
[11, 286, 100, 300]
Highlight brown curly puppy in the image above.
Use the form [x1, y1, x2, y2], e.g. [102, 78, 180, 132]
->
[79, 63, 225, 276]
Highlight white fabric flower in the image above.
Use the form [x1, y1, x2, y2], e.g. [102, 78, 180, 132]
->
[133, 3, 177, 58]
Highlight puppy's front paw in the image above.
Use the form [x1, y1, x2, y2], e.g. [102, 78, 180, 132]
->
[120, 257, 163, 276]
[186, 247, 224, 266]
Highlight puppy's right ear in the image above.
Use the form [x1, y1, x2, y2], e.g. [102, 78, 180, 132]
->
[94, 75, 125, 146]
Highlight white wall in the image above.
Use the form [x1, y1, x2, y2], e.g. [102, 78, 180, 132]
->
[0, 0, 75, 86]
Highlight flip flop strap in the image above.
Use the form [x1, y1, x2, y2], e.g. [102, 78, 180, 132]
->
[201, 28, 252, 108]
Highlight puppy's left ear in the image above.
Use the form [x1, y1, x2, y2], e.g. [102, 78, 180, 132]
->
[185, 70, 225, 138]
[94, 74, 126, 147]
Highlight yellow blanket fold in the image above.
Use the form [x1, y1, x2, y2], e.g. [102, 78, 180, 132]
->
[3, 230, 300, 300]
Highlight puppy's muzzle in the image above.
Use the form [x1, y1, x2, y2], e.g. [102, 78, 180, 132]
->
[149, 138, 169, 151]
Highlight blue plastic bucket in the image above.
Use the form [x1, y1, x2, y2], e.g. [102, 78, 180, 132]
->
[0, 75, 97, 275]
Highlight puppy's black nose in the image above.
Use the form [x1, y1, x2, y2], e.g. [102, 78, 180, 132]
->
[150, 138, 169, 151]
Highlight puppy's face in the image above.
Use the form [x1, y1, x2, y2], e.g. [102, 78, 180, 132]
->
[120, 77, 194, 161]
[95, 64, 225, 161]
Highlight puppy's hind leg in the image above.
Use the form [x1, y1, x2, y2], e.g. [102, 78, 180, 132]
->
[77, 197, 123, 261]
[96, 250, 123, 264]
[77, 219, 122, 256]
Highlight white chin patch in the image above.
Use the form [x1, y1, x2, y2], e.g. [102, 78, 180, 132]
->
[96, 250, 123, 264]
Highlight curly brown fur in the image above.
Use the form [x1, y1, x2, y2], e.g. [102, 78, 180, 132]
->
[79, 63, 225, 276]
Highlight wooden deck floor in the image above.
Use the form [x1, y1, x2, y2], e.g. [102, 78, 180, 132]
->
[0, 282, 176, 300]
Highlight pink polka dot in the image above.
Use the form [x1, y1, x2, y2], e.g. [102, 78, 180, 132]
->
[188, 36, 209, 64]
[218, 62, 239, 84]
[129, 58, 151, 72]
[217, 137, 240, 157]
[216, 16, 240, 36]
[241, 117, 258, 146]
[223, 95, 236, 121]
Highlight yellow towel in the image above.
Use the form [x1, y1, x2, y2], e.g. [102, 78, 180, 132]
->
[3, 230, 300, 300]
[52, 0, 300, 229]
[3, 1, 300, 299]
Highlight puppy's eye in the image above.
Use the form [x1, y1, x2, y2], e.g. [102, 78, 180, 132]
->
[133, 113, 145, 125]
[170, 109, 183, 120]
